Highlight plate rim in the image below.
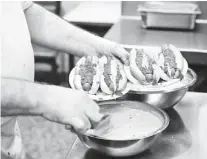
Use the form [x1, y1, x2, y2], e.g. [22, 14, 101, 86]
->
[129, 68, 197, 94]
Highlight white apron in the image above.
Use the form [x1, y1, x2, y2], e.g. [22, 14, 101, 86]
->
[2, 1, 34, 159]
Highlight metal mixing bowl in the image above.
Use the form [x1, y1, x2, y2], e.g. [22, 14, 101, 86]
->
[122, 68, 197, 109]
[77, 100, 169, 157]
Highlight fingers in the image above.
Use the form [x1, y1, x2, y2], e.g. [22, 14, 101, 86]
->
[65, 115, 91, 133]
[85, 109, 104, 123]
[95, 38, 129, 65]
[83, 96, 104, 122]
[64, 100, 103, 133]
[65, 111, 102, 134]
[111, 44, 130, 65]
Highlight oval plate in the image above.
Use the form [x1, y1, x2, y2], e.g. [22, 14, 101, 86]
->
[69, 68, 131, 101]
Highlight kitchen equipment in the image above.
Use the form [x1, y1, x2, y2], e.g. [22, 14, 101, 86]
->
[122, 68, 197, 109]
[137, 2, 201, 30]
[76, 100, 169, 157]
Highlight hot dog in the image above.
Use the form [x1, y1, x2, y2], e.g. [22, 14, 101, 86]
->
[73, 56, 100, 95]
[156, 44, 188, 80]
[99, 56, 127, 94]
[128, 48, 161, 85]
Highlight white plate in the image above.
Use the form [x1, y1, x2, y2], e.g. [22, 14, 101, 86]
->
[69, 68, 131, 101]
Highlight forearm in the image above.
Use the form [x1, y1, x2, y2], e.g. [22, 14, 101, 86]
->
[25, 4, 113, 57]
[1, 77, 44, 116]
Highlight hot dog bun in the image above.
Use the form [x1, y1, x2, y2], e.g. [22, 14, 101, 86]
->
[129, 48, 160, 85]
[99, 56, 128, 94]
[157, 44, 187, 80]
[73, 56, 100, 95]
[116, 60, 128, 91]
[124, 65, 140, 84]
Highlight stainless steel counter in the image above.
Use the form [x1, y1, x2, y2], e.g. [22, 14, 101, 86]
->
[66, 92, 207, 159]
[104, 18, 207, 65]
[105, 18, 207, 52]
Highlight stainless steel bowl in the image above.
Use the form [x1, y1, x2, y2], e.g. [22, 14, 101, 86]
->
[122, 68, 197, 109]
[77, 100, 169, 157]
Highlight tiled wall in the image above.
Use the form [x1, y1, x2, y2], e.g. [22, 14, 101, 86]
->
[121, 1, 207, 20]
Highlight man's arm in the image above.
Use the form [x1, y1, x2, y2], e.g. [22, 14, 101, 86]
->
[1, 77, 43, 116]
[24, 3, 114, 57]
[1, 77, 103, 132]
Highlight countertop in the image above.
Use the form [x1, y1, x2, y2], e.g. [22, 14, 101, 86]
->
[104, 18, 207, 53]
[104, 18, 207, 66]
[66, 92, 207, 159]
[12, 92, 207, 159]
[63, 2, 121, 26]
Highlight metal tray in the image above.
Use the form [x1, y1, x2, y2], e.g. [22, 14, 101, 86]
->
[137, 2, 201, 30]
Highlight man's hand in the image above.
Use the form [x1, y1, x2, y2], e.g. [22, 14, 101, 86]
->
[95, 39, 129, 65]
[1, 78, 103, 134]
[39, 85, 103, 133]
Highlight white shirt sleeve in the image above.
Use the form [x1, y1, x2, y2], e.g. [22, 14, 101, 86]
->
[21, 1, 33, 10]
